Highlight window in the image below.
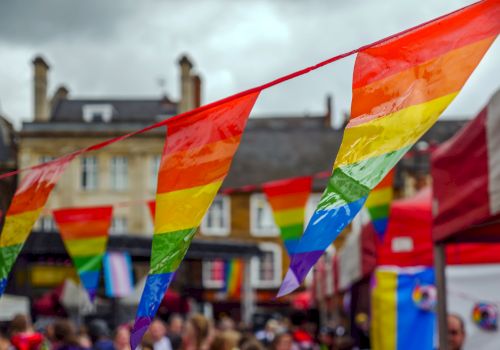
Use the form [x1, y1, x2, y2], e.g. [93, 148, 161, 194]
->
[250, 194, 279, 236]
[251, 243, 282, 288]
[82, 104, 113, 123]
[201, 196, 230, 236]
[110, 156, 128, 191]
[37, 216, 56, 232]
[81, 156, 98, 191]
[110, 217, 128, 235]
[150, 155, 161, 191]
[202, 259, 225, 289]
[305, 193, 323, 226]
[39, 155, 55, 164]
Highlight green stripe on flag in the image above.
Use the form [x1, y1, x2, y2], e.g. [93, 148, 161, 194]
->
[0, 244, 23, 278]
[368, 204, 390, 220]
[73, 255, 103, 273]
[280, 224, 304, 240]
[150, 228, 197, 274]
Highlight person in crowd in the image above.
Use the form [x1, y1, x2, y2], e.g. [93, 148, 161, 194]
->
[148, 319, 172, 350]
[182, 314, 210, 350]
[9, 314, 44, 350]
[0, 332, 11, 350]
[318, 327, 335, 350]
[270, 332, 296, 350]
[216, 317, 235, 332]
[239, 339, 264, 350]
[289, 312, 314, 350]
[87, 320, 114, 350]
[167, 315, 183, 350]
[113, 325, 131, 350]
[52, 319, 83, 350]
[255, 319, 279, 348]
[448, 314, 466, 350]
[209, 330, 240, 350]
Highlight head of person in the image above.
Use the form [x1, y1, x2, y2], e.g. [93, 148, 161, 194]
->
[53, 319, 79, 346]
[448, 314, 466, 350]
[183, 314, 209, 350]
[149, 319, 167, 343]
[113, 326, 130, 350]
[271, 333, 294, 350]
[318, 327, 335, 347]
[217, 317, 235, 332]
[88, 319, 111, 344]
[169, 315, 184, 335]
[9, 314, 31, 336]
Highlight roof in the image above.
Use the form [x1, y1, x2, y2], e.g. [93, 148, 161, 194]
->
[22, 231, 262, 260]
[51, 97, 178, 123]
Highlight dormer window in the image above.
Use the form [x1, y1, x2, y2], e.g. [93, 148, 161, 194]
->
[82, 104, 113, 123]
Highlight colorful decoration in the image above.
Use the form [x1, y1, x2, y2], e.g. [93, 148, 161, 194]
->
[263, 176, 312, 256]
[365, 170, 394, 240]
[103, 251, 135, 298]
[0, 156, 73, 296]
[278, 0, 499, 297]
[412, 284, 437, 311]
[130, 92, 260, 349]
[472, 302, 498, 331]
[224, 259, 243, 299]
[53, 206, 113, 301]
[372, 267, 435, 350]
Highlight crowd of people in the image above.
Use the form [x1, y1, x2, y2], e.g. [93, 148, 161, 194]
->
[0, 312, 466, 350]
[0, 312, 356, 350]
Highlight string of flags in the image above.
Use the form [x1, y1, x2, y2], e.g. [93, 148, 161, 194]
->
[0, 1, 496, 348]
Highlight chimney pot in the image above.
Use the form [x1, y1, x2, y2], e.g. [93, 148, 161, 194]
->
[33, 55, 50, 122]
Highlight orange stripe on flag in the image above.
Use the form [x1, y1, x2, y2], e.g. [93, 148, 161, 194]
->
[267, 192, 310, 211]
[57, 221, 111, 240]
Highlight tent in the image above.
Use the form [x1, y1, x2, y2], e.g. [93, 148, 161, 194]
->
[431, 89, 500, 349]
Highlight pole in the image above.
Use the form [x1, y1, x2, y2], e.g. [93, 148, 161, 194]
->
[434, 242, 448, 350]
[242, 257, 255, 325]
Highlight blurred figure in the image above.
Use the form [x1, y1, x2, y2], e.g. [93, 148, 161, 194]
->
[239, 339, 264, 350]
[270, 333, 296, 350]
[88, 320, 114, 350]
[52, 319, 83, 350]
[209, 331, 240, 350]
[448, 314, 466, 350]
[318, 327, 335, 350]
[167, 315, 183, 350]
[289, 312, 314, 350]
[0, 332, 11, 350]
[182, 314, 210, 350]
[149, 319, 172, 350]
[255, 319, 279, 347]
[114, 326, 131, 350]
[216, 317, 235, 332]
[9, 314, 44, 350]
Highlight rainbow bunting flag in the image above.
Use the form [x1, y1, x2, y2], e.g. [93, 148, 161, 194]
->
[130, 92, 260, 349]
[0, 157, 73, 296]
[365, 169, 394, 240]
[53, 206, 113, 301]
[371, 267, 435, 350]
[263, 176, 312, 255]
[278, 0, 499, 297]
[224, 259, 243, 299]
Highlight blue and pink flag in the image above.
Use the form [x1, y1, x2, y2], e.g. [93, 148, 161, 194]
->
[103, 251, 134, 298]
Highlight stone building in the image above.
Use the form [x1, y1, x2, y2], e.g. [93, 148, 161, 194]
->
[0, 113, 17, 224]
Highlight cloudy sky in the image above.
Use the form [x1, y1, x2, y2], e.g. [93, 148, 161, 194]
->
[0, 0, 498, 128]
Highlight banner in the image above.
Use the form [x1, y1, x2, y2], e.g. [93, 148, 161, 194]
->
[371, 267, 435, 350]
[279, 0, 499, 297]
[263, 176, 312, 256]
[0, 156, 73, 296]
[130, 92, 260, 349]
[53, 206, 113, 301]
[103, 251, 134, 298]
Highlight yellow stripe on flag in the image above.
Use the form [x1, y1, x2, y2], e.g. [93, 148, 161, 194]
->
[64, 236, 107, 256]
[273, 208, 305, 227]
[371, 269, 397, 350]
[365, 188, 393, 207]
[0, 209, 43, 247]
[154, 180, 222, 233]
[335, 92, 457, 167]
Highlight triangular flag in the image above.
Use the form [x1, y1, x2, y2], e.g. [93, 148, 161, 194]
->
[365, 169, 395, 240]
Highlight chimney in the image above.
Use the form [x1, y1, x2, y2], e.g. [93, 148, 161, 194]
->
[178, 54, 194, 114]
[324, 94, 333, 128]
[33, 56, 50, 122]
[51, 85, 69, 110]
[192, 74, 202, 109]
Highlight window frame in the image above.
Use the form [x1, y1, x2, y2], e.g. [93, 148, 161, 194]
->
[251, 242, 282, 289]
[150, 155, 162, 191]
[81, 156, 98, 191]
[110, 216, 128, 235]
[110, 155, 128, 191]
[249, 194, 279, 237]
[202, 259, 226, 289]
[82, 104, 113, 123]
[200, 195, 231, 236]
